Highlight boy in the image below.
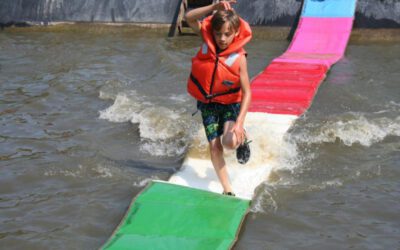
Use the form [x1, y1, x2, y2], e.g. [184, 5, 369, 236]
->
[185, 1, 252, 196]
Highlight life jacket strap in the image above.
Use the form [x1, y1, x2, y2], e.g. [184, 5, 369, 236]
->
[190, 73, 241, 100]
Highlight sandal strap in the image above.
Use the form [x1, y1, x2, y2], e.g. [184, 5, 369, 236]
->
[222, 191, 236, 196]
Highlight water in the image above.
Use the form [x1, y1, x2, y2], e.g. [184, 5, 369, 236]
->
[0, 26, 399, 249]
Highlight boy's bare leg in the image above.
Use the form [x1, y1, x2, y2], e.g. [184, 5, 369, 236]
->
[222, 121, 239, 150]
[209, 138, 233, 193]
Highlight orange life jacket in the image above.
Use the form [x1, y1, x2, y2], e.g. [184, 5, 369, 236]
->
[187, 15, 252, 104]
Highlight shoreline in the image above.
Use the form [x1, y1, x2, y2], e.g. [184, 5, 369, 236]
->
[1, 22, 399, 42]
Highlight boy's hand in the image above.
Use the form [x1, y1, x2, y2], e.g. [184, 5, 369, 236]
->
[214, 0, 237, 11]
[231, 122, 246, 145]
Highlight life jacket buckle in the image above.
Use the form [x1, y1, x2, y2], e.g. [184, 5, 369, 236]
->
[222, 80, 234, 87]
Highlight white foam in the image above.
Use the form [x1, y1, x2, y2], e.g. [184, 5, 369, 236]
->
[333, 115, 400, 146]
[250, 186, 278, 213]
[99, 91, 143, 123]
[132, 177, 158, 187]
[99, 92, 196, 157]
[168, 112, 297, 199]
[140, 140, 187, 157]
[93, 165, 114, 178]
[44, 164, 115, 179]
[138, 107, 183, 141]
[137, 107, 197, 157]
[289, 113, 400, 147]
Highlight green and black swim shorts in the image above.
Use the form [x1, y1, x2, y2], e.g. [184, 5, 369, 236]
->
[197, 101, 240, 142]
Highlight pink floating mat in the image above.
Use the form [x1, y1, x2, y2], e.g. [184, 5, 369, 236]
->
[276, 17, 354, 67]
[250, 17, 354, 115]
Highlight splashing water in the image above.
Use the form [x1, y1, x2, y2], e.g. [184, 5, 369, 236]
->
[289, 112, 400, 147]
[99, 91, 199, 157]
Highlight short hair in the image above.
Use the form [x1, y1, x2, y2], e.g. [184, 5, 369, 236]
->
[211, 10, 240, 32]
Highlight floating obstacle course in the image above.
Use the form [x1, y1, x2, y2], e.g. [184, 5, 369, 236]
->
[250, 0, 357, 115]
[102, 0, 357, 249]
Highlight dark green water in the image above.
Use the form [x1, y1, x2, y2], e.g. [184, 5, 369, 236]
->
[0, 27, 399, 249]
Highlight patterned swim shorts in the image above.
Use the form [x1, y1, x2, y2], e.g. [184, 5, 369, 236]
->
[197, 101, 241, 142]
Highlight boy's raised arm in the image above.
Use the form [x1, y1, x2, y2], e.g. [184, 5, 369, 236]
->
[185, 1, 236, 35]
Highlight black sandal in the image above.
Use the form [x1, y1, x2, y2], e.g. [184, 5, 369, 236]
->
[222, 191, 236, 196]
[236, 138, 252, 164]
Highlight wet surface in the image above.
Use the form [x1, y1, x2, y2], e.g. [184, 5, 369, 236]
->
[0, 27, 399, 249]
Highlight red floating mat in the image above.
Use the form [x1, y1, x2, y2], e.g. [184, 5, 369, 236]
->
[250, 99, 311, 115]
[265, 62, 328, 74]
[249, 62, 328, 115]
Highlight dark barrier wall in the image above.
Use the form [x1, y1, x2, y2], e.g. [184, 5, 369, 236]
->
[0, 0, 399, 28]
[235, 0, 400, 28]
[0, 0, 181, 24]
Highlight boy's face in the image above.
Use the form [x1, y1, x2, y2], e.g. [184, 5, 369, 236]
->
[213, 22, 238, 51]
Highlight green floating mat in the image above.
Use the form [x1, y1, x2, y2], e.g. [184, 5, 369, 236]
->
[102, 181, 250, 250]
